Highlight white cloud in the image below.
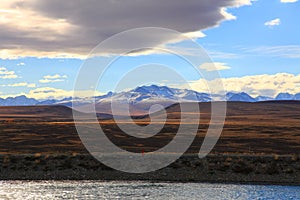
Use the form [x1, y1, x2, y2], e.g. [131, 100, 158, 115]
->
[0, 0, 252, 59]
[245, 45, 300, 58]
[17, 62, 25, 66]
[281, 0, 298, 3]
[39, 74, 67, 83]
[264, 18, 281, 27]
[0, 87, 103, 100]
[199, 62, 231, 72]
[188, 73, 300, 97]
[39, 79, 63, 83]
[44, 74, 67, 79]
[0, 67, 18, 79]
[220, 8, 237, 21]
[182, 31, 206, 39]
[1, 82, 36, 88]
[207, 50, 240, 59]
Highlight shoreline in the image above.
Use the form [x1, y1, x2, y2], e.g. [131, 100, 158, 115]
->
[1, 154, 299, 185]
[1, 179, 299, 187]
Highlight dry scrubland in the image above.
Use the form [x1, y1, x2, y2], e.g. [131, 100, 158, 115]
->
[0, 101, 300, 183]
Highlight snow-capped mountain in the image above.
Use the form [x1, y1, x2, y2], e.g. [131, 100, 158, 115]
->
[0, 85, 300, 107]
[98, 85, 212, 105]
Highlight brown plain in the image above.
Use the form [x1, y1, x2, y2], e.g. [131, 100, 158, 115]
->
[0, 101, 300, 155]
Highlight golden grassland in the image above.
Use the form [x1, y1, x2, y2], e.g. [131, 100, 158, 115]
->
[0, 101, 299, 155]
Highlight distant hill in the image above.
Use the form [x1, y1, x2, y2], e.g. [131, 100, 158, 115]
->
[226, 92, 256, 102]
[276, 92, 296, 100]
[0, 105, 74, 122]
[0, 95, 39, 106]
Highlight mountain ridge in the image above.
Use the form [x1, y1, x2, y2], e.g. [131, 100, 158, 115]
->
[1, 85, 300, 106]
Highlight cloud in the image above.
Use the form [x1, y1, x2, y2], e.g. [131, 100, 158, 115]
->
[0, 87, 103, 100]
[26, 87, 83, 99]
[199, 62, 231, 71]
[17, 62, 26, 66]
[39, 74, 67, 83]
[4, 82, 36, 88]
[245, 45, 300, 58]
[182, 31, 206, 39]
[0, 0, 252, 59]
[280, 0, 298, 3]
[207, 50, 240, 59]
[188, 73, 300, 97]
[264, 18, 281, 27]
[0, 67, 18, 79]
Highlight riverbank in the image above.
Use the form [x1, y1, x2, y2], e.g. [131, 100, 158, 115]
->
[1, 153, 299, 185]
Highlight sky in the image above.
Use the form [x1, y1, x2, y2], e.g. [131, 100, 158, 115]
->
[0, 0, 299, 99]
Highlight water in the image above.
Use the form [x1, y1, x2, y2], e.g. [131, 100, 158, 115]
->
[0, 181, 299, 200]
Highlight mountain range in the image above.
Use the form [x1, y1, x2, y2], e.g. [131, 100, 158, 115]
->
[0, 85, 299, 107]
